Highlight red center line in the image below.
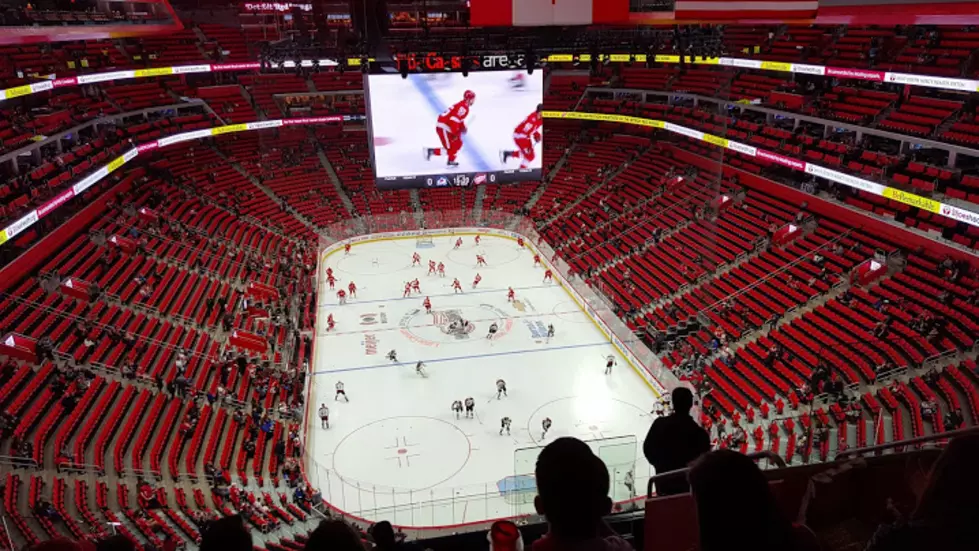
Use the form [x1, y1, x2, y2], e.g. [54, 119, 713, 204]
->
[323, 309, 583, 337]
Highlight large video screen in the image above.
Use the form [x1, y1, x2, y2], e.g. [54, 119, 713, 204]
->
[366, 70, 544, 189]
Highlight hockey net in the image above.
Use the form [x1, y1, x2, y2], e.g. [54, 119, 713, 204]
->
[416, 236, 435, 248]
[503, 435, 638, 506]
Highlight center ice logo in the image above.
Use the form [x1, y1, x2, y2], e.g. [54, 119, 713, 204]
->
[432, 309, 475, 339]
[399, 304, 512, 347]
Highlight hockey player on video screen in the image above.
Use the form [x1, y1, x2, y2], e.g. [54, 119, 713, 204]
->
[424, 90, 476, 167]
[501, 104, 542, 169]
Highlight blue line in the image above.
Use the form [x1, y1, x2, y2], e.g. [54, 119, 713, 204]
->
[411, 74, 492, 172]
[313, 340, 608, 375]
[319, 283, 556, 308]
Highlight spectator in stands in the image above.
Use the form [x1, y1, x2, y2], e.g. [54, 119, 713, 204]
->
[688, 450, 818, 551]
[305, 519, 365, 551]
[643, 387, 710, 496]
[531, 437, 630, 551]
[866, 435, 979, 551]
[944, 409, 964, 430]
[201, 515, 251, 551]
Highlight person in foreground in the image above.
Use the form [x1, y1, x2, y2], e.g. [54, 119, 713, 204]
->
[200, 515, 252, 551]
[532, 437, 632, 551]
[643, 387, 710, 496]
[687, 450, 820, 551]
[863, 435, 979, 551]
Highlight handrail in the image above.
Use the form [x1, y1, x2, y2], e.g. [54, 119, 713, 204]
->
[585, 87, 979, 160]
[0, 515, 15, 551]
[642, 427, 979, 498]
[835, 425, 979, 460]
[644, 450, 786, 498]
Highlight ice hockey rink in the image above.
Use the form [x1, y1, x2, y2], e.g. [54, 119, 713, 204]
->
[305, 233, 660, 527]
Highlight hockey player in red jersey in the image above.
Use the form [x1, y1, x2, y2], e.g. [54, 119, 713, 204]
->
[423, 296, 432, 314]
[327, 274, 336, 289]
[412, 278, 421, 294]
[337, 289, 347, 304]
[472, 273, 482, 288]
[476, 254, 487, 266]
[327, 313, 336, 331]
[326, 267, 333, 278]
[507, 287, 515, 302]
[474, 235, 481, 245]
[452, 278, 462, 293]
[344, 243, 351, 255]
[517, 237, 524, 248]
[501, 104, 543, 169]
[424, 90, 476, 167]
[454, 237, 463, 249]
[403, 282, 412, 298]
[347, 281, 357, 298]
[543, 269, 553, 283]
[428, 260, 437, 275]
[437, 262, 446, 277]
[533, 254, 541, 266]
[412, 252, 421, 266]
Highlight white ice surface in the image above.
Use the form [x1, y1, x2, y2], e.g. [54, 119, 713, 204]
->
[305, 235, 658, 527]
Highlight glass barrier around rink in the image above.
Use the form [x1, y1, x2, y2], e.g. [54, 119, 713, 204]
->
[302, 425, 652, 530]
[309, 209, 688, 530]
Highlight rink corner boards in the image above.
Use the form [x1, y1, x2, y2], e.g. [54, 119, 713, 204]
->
[318, 231, 663, 399]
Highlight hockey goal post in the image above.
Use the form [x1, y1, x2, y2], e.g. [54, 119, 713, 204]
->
[416, 235, 435, 248]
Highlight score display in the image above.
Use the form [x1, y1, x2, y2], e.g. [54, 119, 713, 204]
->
[365, 69, 544, 190]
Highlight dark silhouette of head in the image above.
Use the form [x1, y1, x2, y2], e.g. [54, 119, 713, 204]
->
[688, 450, 794, 551]
[534, 437, 612, 540]
[200, 515, 251, 551]
[672, 387, 694, 415]
[370, 520, 396, 550]
[914, 434, 979, 525]
[305, 519, 365, 551]
[95, 535, 135, 551]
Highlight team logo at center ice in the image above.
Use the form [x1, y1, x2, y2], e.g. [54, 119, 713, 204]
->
[399, 304, 513, 347]
[432, 309, 475, 339]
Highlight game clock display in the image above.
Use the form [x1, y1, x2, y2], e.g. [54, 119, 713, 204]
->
[366, 69, 544, 190]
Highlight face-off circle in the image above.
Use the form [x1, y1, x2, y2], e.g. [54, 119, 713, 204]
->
[331, 416, 471, 491]
[398, 303, 513, 347]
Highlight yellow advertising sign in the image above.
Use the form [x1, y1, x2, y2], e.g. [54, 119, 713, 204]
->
[608, 54, 631, 62]
[760, 61, 792, 72]
[545, 54, 574, 62]
[134, 67, 174, 78]
[106, 156, 127, 173]
[211, 124, 248, 136]
[882, 187, 941, 213]
[703, 134, 729, 148]
[4, 85, 32, 99]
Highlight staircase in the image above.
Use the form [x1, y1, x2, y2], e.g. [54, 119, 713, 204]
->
[210, 146, 321, 234]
